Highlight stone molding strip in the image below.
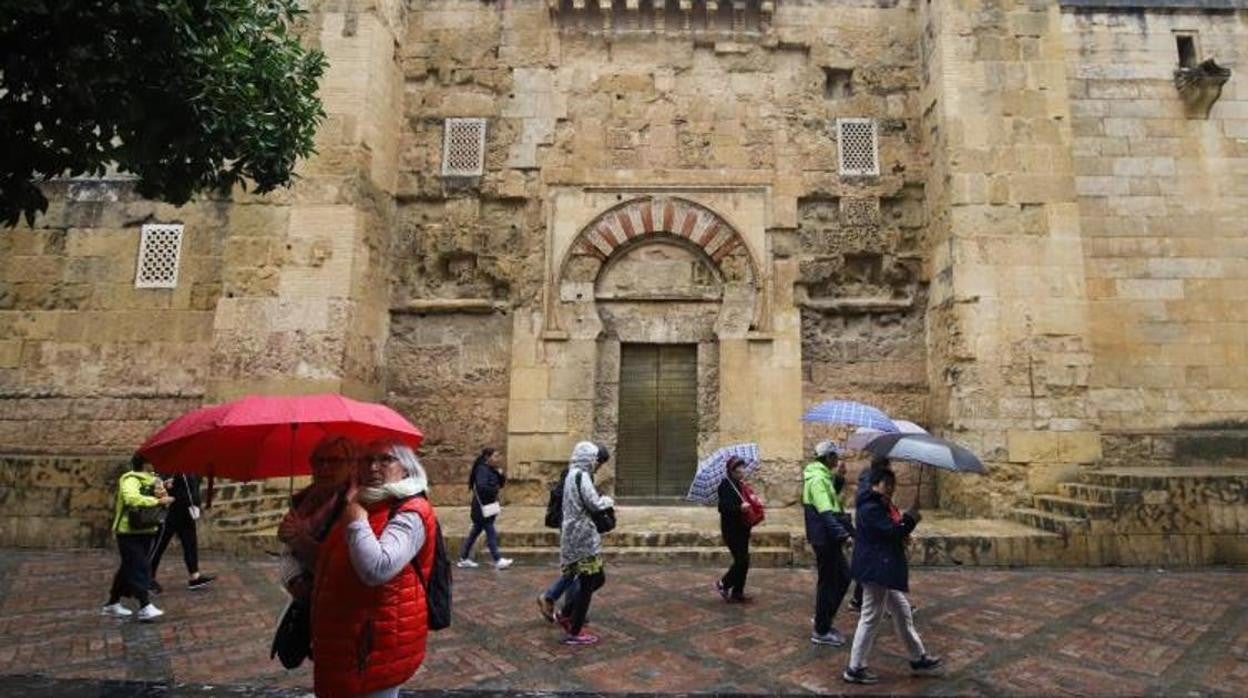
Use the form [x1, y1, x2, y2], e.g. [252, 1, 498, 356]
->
[1059, 0, 1248, 9]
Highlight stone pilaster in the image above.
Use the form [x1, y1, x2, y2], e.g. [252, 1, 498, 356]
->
[921, 0, 1101, 516]
[209, 1, 404, 401]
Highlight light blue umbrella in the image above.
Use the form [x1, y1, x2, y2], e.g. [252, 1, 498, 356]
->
[802, 400, 898, 432]
[686, 443, 760, 504]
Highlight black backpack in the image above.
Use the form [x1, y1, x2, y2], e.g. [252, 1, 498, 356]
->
[544, 468, 569, 529]
[391, 496, 452, 631]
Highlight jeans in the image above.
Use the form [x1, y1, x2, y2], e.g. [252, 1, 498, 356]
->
[149, 506, 199, 579]
[544, 573, 578, 603]
[108, 533, 154, 606]
[460, 518, 501, 562]
[721, 525, 751, 598]
[813, 541, 850, 635]
[848, 583, 926, 670]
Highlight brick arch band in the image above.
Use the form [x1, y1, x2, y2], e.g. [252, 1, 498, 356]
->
[559, 196, 757, 282]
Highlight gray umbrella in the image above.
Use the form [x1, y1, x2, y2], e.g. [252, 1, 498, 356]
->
[862, 433, 986, 474]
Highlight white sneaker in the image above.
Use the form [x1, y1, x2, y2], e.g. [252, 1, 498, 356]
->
[100, 603, 132, 618]
[494, 557, 514, 570]
[456, 558, 480, 569]
[136, 604, 164, 622]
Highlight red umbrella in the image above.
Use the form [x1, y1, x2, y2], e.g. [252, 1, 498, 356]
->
[138, 394, 424, 481]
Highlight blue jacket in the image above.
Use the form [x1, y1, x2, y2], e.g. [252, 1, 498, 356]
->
[850, 488, 918, 592]
[802, 462, 849, 547]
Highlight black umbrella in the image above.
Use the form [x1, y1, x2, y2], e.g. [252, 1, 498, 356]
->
[862, 433, 986, 473]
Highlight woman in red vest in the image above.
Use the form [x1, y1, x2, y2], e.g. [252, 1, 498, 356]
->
[312, 439, 438, 698]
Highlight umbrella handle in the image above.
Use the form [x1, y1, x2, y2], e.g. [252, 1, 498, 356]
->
[913, 464, 923, 511]
[289, 422, 298, 497]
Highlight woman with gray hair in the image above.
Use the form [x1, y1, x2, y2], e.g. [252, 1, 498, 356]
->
[311, 439, 441, 698]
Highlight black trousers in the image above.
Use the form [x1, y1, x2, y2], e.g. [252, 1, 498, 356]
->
[564, 569, 606, 636]
[149, 506, 199, 579]
[813, 541, 850, 635]
[108, 533, 154, 606]
[721, 525, 751, 598]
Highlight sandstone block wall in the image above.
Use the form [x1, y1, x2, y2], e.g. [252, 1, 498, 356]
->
[1063, 8, 1248, 439]
[0, 183, 226, 454]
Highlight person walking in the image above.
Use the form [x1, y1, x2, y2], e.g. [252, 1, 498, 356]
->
[804, 440, 853, 646]
[457, 447, 514, 570]
[537, 446, 608, 624]
[842, 468, 943, 685]
[101, 454, 172, 621]
[311, 439, 439, 698]
[715, 456, 756, 603]
[277, 436, 357, 602]
[556, 441, 614, 645]
[148, 471, 215, 593]
[849, 455, 892, 612]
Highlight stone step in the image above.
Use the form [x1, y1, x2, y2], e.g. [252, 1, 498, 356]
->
[211, 508, 288, 533]
[1008, 507, 1089, 534]
[1082, 466, 1248, 490]
[1057, 482, 1142, 506]
[456, 546, 796, 567]
[1034, 495, 1115, 520]
[444, 529, 792, 550]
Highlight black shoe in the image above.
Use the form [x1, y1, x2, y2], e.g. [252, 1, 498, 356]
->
[910, 655, 944, 676]
[187, 574, 216, 591]
[842, 666, 880, 685]
[149, 581, 163, 594]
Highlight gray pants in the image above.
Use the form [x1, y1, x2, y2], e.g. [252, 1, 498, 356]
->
[848, 582, 926, 670]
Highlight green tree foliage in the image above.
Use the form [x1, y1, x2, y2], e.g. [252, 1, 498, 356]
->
[0, 0, 327, 226]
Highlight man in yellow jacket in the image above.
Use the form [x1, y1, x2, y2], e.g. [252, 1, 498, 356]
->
[803, 440, 852, 646]
[102, 454, 172, 621]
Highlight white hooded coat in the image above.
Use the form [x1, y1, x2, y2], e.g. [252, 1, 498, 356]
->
[559, 441, 614, 567]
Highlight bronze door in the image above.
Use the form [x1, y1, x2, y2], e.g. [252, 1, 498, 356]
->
[617, 344, 698, 499]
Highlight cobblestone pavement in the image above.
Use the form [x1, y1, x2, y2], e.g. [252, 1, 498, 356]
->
[1, 550, 1246, 696]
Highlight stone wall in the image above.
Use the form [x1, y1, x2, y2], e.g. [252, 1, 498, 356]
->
[385, 310, 512, 505]
[0, 182, 226, 454]
[1063, 8, 1248, 432]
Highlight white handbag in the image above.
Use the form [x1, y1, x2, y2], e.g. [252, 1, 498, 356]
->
[475, 487, 501, 518]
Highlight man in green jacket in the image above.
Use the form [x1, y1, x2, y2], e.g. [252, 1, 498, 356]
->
[102, 454, 172, 621]
[803, 440, 852, 646]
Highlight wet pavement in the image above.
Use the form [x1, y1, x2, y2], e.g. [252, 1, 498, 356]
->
[1, 549, 1246, 696]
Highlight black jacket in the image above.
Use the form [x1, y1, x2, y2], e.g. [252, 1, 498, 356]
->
[159, 473, 201, 510]
[717, 478, 749, 535]
[469, 464, 506, 524]
[849, 488, 918, 592]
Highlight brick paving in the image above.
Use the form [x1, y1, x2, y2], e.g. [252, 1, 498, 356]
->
[0, 550, 1246, 696]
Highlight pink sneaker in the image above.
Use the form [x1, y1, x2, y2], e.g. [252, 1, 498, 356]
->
[562, 632, 600, 646]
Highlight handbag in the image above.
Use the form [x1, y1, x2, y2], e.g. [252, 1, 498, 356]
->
[473, 486, 501, 519]
[729, 479, 766, 528]
[125, 477, 168, 529]
[576, 472, 616, 534]
[271, 598, 312, 669]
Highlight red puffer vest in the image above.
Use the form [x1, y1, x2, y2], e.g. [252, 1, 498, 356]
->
[312, 497, 436, 698]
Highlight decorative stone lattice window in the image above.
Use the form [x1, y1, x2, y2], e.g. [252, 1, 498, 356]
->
[837, 118, 879, 177]
[134, 223, 184, 289]
[441, 118, 487, 177]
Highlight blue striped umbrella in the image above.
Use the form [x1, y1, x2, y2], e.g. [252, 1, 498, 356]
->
[802, 400, 899, 432]
[686, 443, 761, 505]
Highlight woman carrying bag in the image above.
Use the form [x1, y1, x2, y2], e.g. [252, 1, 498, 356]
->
[101, 454, 173, 622]
[715, 456, 764, 604]
[457, 447, 514, 570]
